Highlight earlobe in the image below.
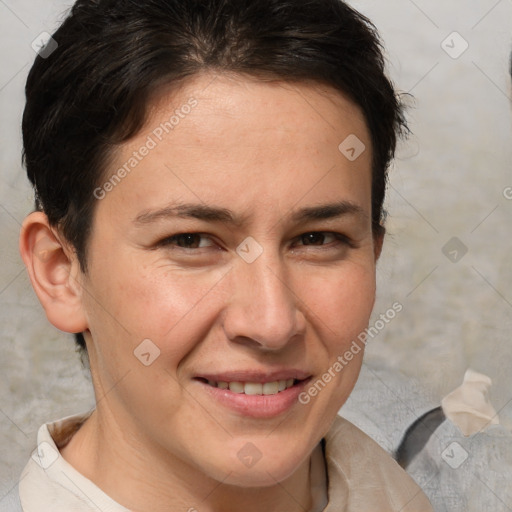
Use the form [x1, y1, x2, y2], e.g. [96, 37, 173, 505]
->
[19, 211, 88, 334]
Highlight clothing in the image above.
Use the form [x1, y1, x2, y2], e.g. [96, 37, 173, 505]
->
[19, 413, 433, 511]
[19, 412, 128, 512]
[323, 416, 433, 511]
[340, 362, 440, 456]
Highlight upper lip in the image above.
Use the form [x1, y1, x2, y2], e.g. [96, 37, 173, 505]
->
[195, 369, 311, 383]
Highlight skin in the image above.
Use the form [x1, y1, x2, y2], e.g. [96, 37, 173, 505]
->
[20, 73, 383, 512]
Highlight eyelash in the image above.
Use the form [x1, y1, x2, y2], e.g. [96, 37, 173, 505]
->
[156, 232, 357, 251]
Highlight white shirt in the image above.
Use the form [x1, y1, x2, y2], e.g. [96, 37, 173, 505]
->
[19, 413, 433, 511]
[19, 413, 129, 512]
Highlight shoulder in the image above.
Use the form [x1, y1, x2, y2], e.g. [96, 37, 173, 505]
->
[19, 413, 129, 512]
[323, 415, 434, 512]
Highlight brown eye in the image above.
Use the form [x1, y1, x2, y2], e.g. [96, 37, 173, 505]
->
[294, 232, 357, 250]
[175, 233, 202, 248]
[159, 233, 214, 249]
[300, 232, 343, 246]
[301, 232, 327, 245]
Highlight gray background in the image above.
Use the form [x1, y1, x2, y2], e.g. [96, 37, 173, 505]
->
[1, 0, 512, 502]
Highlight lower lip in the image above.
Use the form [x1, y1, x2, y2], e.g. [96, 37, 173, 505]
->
[195, 379, 310, 419]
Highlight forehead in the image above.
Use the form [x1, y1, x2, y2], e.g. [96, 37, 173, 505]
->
[148, 73, 369, 155]
[97, 73, 372, 227]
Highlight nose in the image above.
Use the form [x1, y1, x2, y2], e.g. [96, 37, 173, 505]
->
[222, 254, 306, 351]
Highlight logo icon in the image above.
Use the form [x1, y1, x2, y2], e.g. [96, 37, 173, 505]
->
[236, 237, 263, 264]
[237, 442, 263, 468]
[442, 237, 468, 263]
[31, 32, 58, 59]
[441, 441, 469, 469]
[338, 134, 366, 162]
[31, 441, 59, 469]
[134, 339, 161, 366]
[441, 32, 469, 59]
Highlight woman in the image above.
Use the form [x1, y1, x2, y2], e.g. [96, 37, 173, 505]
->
[18, 0, 433, 510]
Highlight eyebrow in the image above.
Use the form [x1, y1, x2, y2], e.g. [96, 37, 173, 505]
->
[290, 201, 367, 223]
[134, 200, 367, 226]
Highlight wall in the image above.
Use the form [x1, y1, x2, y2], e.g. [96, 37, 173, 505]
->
[1, 0, 511, 498]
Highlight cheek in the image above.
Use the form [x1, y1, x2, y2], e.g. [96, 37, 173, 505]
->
[82, 262, 231, 415]
[86, 258, 229, 359]
[298, 262, 376, 342]
[292, 265, 374, 435]
[134, 266, 229, 330]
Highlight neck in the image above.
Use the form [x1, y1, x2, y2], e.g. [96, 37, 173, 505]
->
[60, 408, 316, 512]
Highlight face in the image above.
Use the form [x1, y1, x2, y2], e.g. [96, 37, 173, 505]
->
[79, 74, 379, 486]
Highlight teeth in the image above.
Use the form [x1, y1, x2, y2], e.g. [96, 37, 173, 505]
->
[244, 382, 263, 395]
[229, 382, 244, 393]
[262, 382, 279, 395]
[208, 379, 296, 395]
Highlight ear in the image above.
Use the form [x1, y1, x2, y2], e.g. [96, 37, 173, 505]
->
[19, 211, 88, 334]
[373, 225, 385, 261]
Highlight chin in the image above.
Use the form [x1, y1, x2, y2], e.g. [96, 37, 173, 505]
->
[204, 440, 310, 488]
[222, 464, 300, 488]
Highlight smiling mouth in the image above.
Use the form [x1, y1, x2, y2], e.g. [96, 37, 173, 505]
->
[195, 377, 301, 395]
